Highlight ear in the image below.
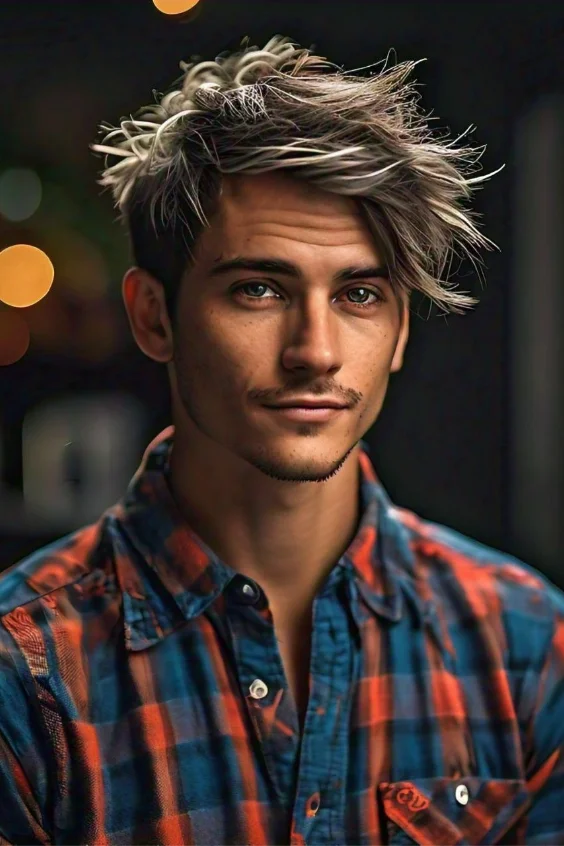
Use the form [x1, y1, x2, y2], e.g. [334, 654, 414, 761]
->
[390, 300, 410, 373]
[122, 267, 174, 363]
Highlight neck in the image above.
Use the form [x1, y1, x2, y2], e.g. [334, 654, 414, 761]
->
[168, 432, 362, 616]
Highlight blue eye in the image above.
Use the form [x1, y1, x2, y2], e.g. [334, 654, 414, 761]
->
[344, 287, 385, 307]
[233, 282, 385, 309]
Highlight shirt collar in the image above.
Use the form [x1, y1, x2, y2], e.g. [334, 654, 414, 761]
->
[111, 427, 430, 651]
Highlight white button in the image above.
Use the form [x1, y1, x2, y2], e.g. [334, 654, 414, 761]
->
[242, 583, 256, 597]
[455, 784, 469, 806]
[249, 679, 268, 699]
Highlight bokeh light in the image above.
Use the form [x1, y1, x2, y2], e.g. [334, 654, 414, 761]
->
[0, 244, 54, 308]
[152, 0, 201, 14]
[0, 309, 30, 365]
[0, 168, 42, 222]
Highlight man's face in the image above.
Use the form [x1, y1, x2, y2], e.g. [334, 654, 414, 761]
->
[169, 171, 409, 484]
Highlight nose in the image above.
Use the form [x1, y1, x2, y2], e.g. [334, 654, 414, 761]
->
[279, 295, 344, 376]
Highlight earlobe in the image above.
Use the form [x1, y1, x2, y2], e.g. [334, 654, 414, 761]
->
[122, 267, 174, 364]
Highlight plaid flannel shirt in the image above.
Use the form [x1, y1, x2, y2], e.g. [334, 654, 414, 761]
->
[0, 427, 563, 845]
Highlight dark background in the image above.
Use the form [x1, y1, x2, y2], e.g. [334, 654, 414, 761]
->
[0, 1, 563, 584]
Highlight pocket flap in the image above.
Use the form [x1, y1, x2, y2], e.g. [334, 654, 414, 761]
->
[378, 777, 530, 845]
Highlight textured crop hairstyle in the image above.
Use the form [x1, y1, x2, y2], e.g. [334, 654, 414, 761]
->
[91, 35, 500, 320]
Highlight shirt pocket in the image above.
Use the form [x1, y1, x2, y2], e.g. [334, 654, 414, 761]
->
[377, 777, 530, 845]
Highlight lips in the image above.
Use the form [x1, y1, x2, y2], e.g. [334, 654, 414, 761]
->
[263, 405, 346, 423]
[264, 401, 347, 409]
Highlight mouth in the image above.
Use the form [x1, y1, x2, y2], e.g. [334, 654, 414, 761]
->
[262, 405, 347, 423]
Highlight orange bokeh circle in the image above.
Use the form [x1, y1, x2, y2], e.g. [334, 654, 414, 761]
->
[152, 0, 201, 13]
[0, 244, 54, 308]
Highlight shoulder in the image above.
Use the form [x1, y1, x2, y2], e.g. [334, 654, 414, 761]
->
[0, 523, 114, 836]
[390, 503, 564, 655]
[0, 513, 124, 679]
[0, 516, 117, 617]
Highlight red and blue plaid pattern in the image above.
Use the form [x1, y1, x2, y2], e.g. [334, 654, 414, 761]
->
[0, 427, 563, 844]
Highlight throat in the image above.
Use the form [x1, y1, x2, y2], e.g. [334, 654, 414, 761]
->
[273, 609, 313, 731]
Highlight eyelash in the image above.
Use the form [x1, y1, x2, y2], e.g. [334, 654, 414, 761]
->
[232, 281, 385, 310]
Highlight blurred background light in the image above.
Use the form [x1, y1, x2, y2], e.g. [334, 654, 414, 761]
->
[0, 168, 42, 222]
[0, 244, 54, 308]
[0, 308, 31, 365]
[152, 0, 201, 14]
[45, 229, 110, 302]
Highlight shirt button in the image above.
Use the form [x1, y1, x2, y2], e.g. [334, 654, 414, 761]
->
[455, 784, 469, 806]
[234, 578, 262, 605]
[241, 582, 258, 601]
[249, 679, 269, 699]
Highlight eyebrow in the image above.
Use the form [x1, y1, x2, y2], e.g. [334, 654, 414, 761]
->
[209, 256, 390, 283]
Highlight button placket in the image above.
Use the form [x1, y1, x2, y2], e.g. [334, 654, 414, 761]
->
[225, 585, 300, 807]
[290, 583, 354, 845]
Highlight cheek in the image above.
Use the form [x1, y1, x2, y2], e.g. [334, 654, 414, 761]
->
[208, 316, 272, 375]
[358, 338, 398, 402]
[364, 367, 392, 406]
[176, 317, 257, 395]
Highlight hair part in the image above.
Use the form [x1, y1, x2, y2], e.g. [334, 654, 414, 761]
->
[91, 35, 502, 319]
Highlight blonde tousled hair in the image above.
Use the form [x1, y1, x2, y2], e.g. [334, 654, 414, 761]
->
[92, 35, 501, 314]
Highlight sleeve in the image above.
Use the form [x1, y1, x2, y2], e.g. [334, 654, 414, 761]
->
[0, 627, 53, 845]
[523, 588, 564, 844]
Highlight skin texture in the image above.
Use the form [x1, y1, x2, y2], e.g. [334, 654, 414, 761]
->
[123, 171, 409, 720]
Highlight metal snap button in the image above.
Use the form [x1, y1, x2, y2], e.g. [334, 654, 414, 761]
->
[455, 784, 469, 806]
[234, 578, 261, 605]
[249, 679, 268, 699]
[241, 582, 258, 600]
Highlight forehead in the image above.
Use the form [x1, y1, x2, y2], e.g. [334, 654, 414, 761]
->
[194, 172, 381, 262]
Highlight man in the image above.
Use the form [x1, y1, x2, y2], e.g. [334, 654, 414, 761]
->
[0, 35, 563, 846]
